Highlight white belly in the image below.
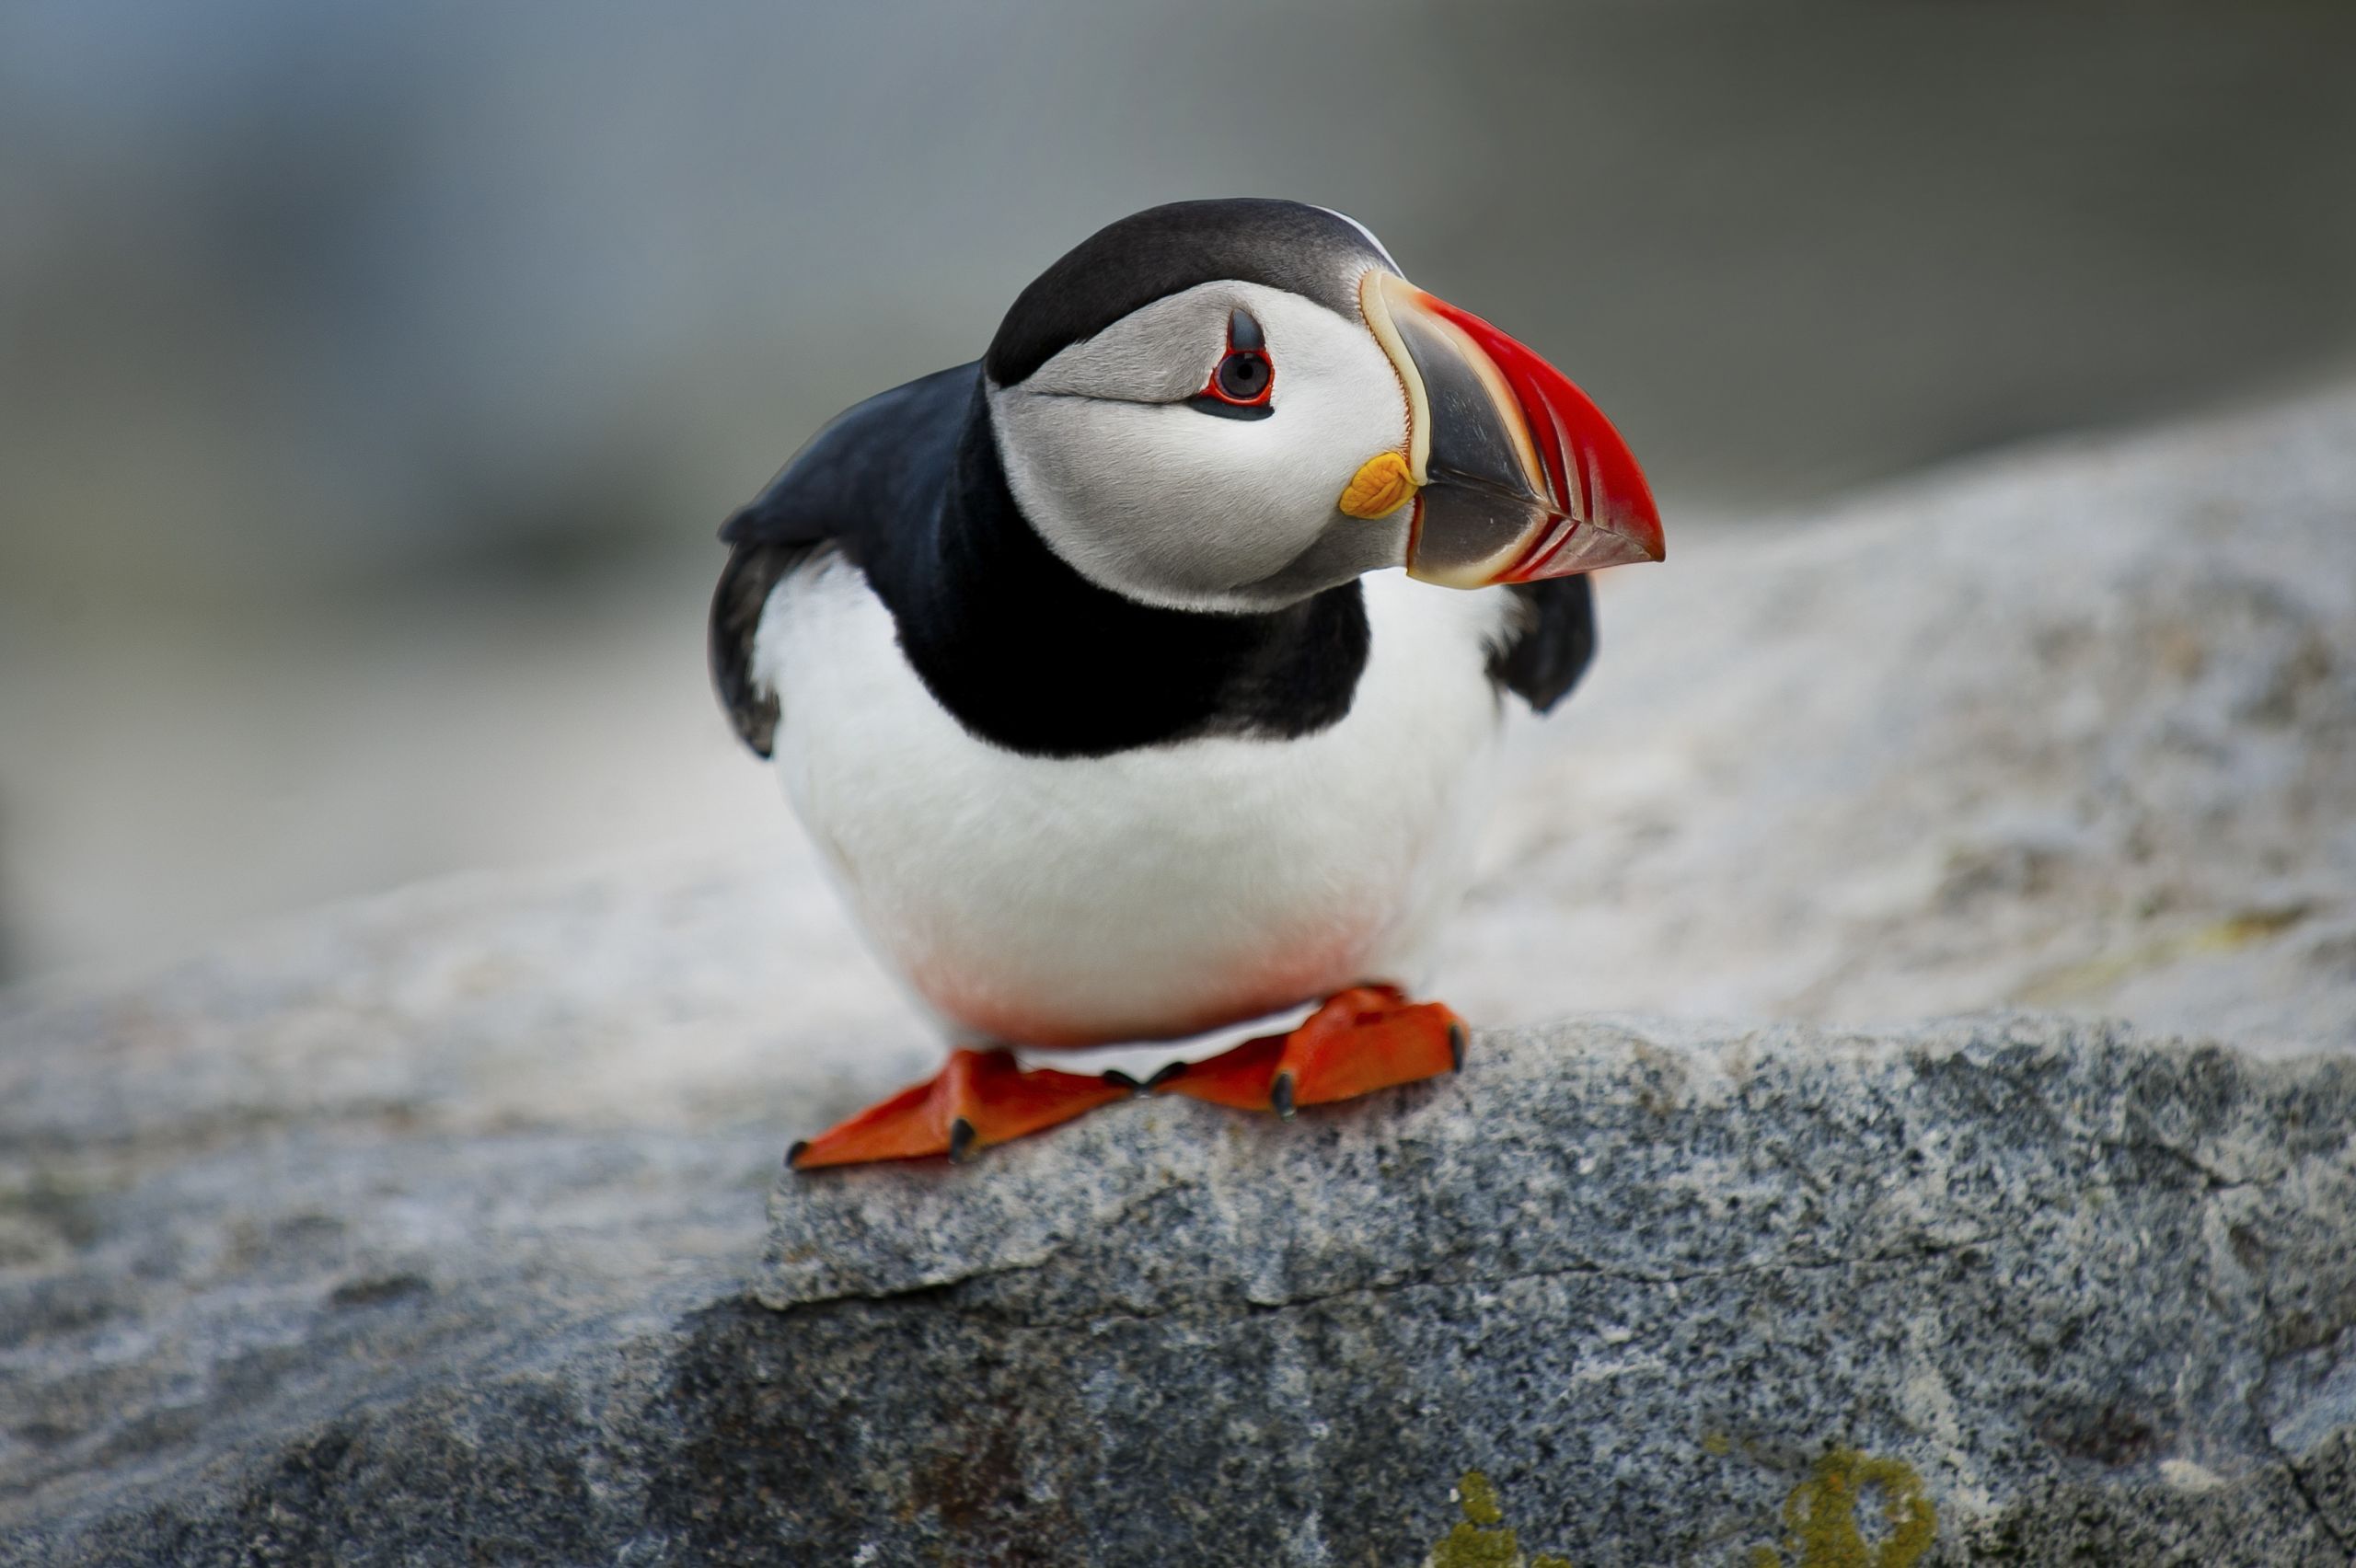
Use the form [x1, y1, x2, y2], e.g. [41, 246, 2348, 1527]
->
[757, 559, 1508, 1047]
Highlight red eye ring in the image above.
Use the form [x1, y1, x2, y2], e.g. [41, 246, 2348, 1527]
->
[1195, 309, 1274, 409]
[1206, 349, 1273, 405]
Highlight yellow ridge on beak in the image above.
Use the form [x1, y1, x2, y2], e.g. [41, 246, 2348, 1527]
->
[1337, 451, 1418, 520]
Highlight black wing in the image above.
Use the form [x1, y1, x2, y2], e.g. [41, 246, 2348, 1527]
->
[1487, 574, 1597, 713]
[707, 363, 980, 756]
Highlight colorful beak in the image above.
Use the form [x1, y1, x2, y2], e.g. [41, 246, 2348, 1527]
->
[1358, 271, 1664, 587]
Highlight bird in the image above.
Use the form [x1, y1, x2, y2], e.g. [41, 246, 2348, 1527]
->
[709, 199, 1663, 1170]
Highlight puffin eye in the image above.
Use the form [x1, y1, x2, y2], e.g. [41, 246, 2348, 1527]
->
[1186, 308, 1275, 421]
[1215, 351, 1271, 401]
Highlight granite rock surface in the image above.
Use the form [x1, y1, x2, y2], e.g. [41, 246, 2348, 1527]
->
[1452, 381, 2356, 1051]
[7, 1016, 2356, 1564]
[729, 1016, 2356, 1567]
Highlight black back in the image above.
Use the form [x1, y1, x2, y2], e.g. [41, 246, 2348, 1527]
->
[709, 365, 974, 755]
[1490, 575, 1597, 714]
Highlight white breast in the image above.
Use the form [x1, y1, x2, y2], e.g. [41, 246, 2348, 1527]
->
[756, 559, 1509, 1049]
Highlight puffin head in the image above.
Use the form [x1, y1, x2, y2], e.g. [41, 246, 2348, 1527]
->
[983, 198, 1664, 614]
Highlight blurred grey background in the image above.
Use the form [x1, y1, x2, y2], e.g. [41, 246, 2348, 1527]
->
[4, 0, 2355, 985]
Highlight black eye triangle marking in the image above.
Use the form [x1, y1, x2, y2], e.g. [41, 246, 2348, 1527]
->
[1228, 308, 1265, 352]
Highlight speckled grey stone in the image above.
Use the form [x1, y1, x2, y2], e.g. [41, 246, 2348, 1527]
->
[9, 1012, 2356, 1565]
[708, 1014, 2356, 1566]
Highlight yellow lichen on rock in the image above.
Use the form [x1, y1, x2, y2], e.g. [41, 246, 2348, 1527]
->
[1459, 1471, 1505, 1527]
[1750, 1447, 1936, 1568]
[1425, 1470, 1574, 1568]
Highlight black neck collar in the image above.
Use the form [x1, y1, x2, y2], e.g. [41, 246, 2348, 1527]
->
[874, 385, 1371, 759]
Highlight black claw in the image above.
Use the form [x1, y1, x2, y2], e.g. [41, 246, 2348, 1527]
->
[949, 1117, 977, 1163]
[1272, 1072, 1296, 1121]
[785, 1139, 809, 1170]
[1449, 1022, 1468, 1072]
[1143, 1060, 1189, 1091]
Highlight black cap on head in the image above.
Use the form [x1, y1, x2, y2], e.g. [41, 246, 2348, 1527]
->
[984, 199, 1395, 386]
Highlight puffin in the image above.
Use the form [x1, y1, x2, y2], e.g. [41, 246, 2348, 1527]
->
[709, 199, 1664, 1169]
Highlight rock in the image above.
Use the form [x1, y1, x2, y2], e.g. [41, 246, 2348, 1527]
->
[6, 386, 2356, 1562]
[1445, 382, 2356, 1051]
[0, 855, 927, 1565]
[725, 1016, 2356, 1567]
[9, 1016, 2356, 1565]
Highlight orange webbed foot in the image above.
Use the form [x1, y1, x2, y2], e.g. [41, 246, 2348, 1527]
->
[1155, 985, 1466, 1117]
[788, 1047, 1130, 1170]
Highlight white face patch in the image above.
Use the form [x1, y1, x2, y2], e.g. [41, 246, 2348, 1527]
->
[988, 279, 1414, 613]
